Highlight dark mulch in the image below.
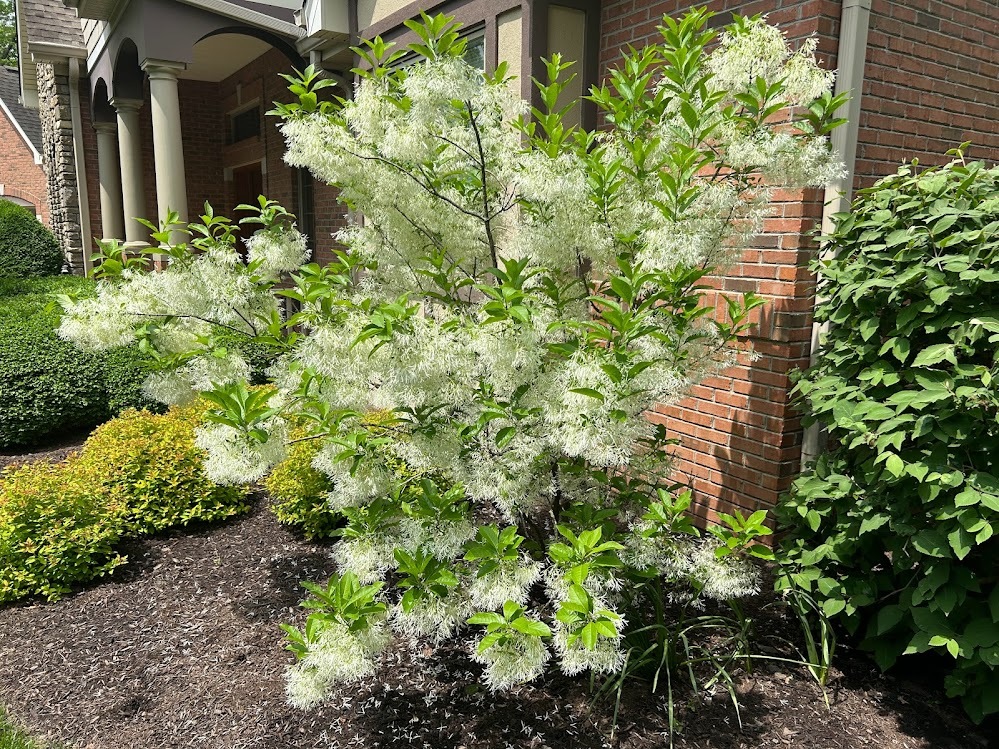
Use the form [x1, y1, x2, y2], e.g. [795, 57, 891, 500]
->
[0, 432, 89, 470]
[0, 476, 993, 747]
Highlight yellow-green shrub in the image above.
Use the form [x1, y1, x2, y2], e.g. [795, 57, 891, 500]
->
[0, 461, 127, 603]
[75, 402, 251, 535]
[265, 438, 339, 540]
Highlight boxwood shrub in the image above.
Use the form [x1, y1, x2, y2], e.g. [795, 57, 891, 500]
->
[0, 276, 108, 447]
[0, 201, 63, 278]
[777, 157, 999, 722]
[0, 276, 165, 447]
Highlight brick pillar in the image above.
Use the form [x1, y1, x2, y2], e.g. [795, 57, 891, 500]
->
[35, 61, 84, 272]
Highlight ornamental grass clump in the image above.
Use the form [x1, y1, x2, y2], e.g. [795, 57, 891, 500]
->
[58, 10, 843, 707]
[778, 154, 999, 723]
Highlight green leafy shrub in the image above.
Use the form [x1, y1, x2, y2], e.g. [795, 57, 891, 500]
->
[0, 276, 108, 447]
[75, 402, 251, 535]
[777, 157, 999, 722]
[213, 330, 279, 385]
[0, 276, 160, 447]
[0, 201, 63, 278]
[0, 460, 127, 603]
[265, 437, 338, 539]
[101, 344, 165, 415]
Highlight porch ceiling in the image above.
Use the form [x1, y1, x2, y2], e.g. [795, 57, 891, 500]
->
[180, 33, 273, 82]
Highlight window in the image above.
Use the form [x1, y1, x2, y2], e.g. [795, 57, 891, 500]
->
[463, 29, 485, 70]
[392, 26, 486, 71]
[229, 107, 260, 144]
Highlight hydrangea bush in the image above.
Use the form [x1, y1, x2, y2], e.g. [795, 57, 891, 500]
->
[60, 11, 842, 706]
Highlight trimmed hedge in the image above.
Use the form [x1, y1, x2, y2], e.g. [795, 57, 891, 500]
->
[0, 276, 165, 447]
[0, 276, 108, 447]
[0, 201, 63, 278]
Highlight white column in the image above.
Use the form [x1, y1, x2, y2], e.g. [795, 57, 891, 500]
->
[142, 60, 188, 242]
[93, 121, 125, 241]
[111, 97, 147, 245]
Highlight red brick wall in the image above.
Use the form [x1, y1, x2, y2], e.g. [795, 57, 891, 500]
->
[600, 0, 842, 522]
[215, 47, 346, 263]
[179, 79, 226, 219]
[854, 0, 999, 186]
[78, 76, 102, 252]
[0, 110, 49, 224]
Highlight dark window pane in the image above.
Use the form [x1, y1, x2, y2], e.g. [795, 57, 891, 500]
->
[464, 32, 485, 71]
[230, 108, 261, 144]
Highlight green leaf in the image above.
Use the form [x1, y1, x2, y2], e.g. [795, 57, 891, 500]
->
[912, 529, 950, 558]
[947, 526, 975, 560]
[884, 453, 905, 478]
[568, 387, 605, 402]
[912, 344, 957, 368]
[875, 605, 905, 635]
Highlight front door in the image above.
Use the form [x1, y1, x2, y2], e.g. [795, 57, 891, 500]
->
[232, 162, 263, 256]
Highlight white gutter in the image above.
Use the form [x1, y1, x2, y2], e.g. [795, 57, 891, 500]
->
[800, 0, 872, 464]
[177, 0, 305, 38]
[68, 57, 94, 276]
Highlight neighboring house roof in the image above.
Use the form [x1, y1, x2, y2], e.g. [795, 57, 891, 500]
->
[19, 0, 85, 48]
[0, 66, 43, 158]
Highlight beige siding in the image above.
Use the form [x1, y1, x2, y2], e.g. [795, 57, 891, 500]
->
[496, 7, 523, 88]
[356, 0, 411, 30]
[82, 19, 107, 54]
[546, 4, 585, 127]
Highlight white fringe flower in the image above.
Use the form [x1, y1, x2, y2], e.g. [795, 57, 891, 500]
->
[470, 631, 550, 691]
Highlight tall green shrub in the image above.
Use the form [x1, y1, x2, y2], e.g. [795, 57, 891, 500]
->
[777, 156, 999, 722]
[0, 277, 107, 446]
[0, 201, 63, 277]
[0, 277, 160, 447]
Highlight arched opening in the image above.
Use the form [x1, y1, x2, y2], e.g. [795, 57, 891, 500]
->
[198, 27, 304, 69]
[92, 78, 116, 125]
[0, 196, 40, 219]
[112, 39, 144, 101]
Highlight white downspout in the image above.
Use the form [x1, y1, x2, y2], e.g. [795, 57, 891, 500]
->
[68, 56, 94, 276]
[800, 0, 872, 464]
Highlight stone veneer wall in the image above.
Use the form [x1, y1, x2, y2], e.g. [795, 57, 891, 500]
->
[35, 61, 83, 271]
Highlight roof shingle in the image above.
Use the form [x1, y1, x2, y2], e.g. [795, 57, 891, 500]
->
[18, 0, 85, 48]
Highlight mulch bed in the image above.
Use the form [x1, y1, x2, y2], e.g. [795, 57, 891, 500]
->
[0, 453, 994, 748]
[0, 432, 89, 470]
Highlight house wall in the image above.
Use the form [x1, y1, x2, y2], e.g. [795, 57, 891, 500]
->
[90, 45, 346, 263]
[599, 0, 999, 522]
[599, 0, 841, 523]
[78, 76, 102, 251]
[854, 0, 999, 185]
[0, 111, 48, 223]
[212, 46, 345, 264]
